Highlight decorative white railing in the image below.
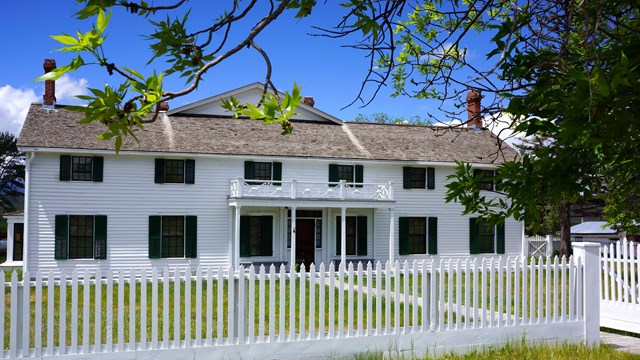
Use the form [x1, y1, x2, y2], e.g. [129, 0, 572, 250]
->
[229, 178, 394, 201]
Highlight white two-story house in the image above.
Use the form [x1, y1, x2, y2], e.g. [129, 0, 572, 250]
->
[7, 61, 522, 273]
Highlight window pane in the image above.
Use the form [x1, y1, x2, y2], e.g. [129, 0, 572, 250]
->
[162, 216, 184, 257]
[337, 165, 354, 183]
[315, 219, 322, 248]
[165, 160, 185, 183]
[478, 219, 495, 253]
[410, 168, 426, 189]
[253, 162, 272, 181]
[408, 217, 426, 254]
[249, 216, 272, 256]
[475, 170, 494, 191]
[336, 216, 364, 256]
[69, 215, 94, 259]
[71, 156, 93, 181]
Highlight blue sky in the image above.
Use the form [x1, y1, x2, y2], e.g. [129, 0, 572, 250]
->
[0, 2, 495, 136]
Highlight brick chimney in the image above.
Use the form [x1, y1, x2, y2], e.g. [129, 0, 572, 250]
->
[466, 89, 482, 129]
[302, 96, 315, 107]
[157, 101, 170, 112]
[43, 59, 57, 107]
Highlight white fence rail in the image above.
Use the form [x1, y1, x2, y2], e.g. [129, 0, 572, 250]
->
[601, 238, 640, 334]
[0, 247, 599, 359]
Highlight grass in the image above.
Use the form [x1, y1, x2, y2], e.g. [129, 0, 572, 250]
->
[353, 340, 640, 359]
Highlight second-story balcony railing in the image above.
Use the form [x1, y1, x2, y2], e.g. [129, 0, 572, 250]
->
[229, 178, 394, 201]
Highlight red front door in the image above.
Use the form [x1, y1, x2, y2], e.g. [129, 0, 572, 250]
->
[296, 219, 315, 268]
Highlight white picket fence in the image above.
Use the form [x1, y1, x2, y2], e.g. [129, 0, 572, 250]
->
[601, 238, 639, 334]
[0, 244, 600, 359]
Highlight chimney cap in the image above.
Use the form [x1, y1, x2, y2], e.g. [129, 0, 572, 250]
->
[302, 96, 315, 107]
[43, 58, 57, 72]
[466, 89, 481, 102]
[157, 101, 170, 112]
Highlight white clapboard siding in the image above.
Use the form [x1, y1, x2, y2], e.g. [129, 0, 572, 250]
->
[0, 249, 602, 359]
[27, 153, 524, 274]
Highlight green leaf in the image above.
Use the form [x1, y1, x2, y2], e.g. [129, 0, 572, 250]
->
[51, 35, 79, 46]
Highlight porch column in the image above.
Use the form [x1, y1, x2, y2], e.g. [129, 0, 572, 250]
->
[234, 205, 241, 268]
[290, 206, 297, 271]
[340, 207, 346, 268]
[6, 222, 14, 263]
[389, 208, 395, 266]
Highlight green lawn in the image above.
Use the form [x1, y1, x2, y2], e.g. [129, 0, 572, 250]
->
[353, 340, 640, 359]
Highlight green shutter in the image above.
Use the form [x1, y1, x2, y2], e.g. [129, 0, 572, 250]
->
[272, 162, 282, 186]
[261, 216, 273, 256]
[92, 156, 104, 182]
[60, 155, 71, 181]
[403, 167, 412, 189]
[469, 218, 480, 255]
[335, 216, 341, 255]
[329, 164, 339, 183]
[428, 217, 438, 255]
[427, 167, 435, 190]
[149, 216, 162, 259]
[496, 222, 506, 254]
[399, 217, 409, 255]
[244, 161, 255, 180]
[154, 159, 165, 184]
[54, 215, 69, 260]
[185, 216, 197, 258]
[94, 215, 108, 259]
[355, 165, 364, 188]
[357, 216, 367, 256]
[185, 159, 195, 184]
[240, 216, 251, 257]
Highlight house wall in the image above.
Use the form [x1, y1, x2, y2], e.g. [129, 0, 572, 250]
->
[26, 152, 523, 273]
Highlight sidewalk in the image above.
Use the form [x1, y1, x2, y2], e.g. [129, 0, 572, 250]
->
[601, 331, 640, 355]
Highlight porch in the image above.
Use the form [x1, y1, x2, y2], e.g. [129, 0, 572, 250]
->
[228, 178, 396, 270]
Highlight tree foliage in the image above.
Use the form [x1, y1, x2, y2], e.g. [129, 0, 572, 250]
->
[354, 112, 432, 125]
[0, 132, 25, 213]
[42, 1, 640, 256]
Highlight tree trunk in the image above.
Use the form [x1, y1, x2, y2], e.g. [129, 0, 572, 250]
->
[559, 202, 572, 257]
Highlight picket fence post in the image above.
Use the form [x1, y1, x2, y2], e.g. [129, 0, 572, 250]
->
[572, 242, 600, 346]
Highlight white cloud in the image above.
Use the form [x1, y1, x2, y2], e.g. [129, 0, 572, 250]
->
[0, 75, 88, 136]
[56, 74, 89, 104]
[0, 85, 38, 135]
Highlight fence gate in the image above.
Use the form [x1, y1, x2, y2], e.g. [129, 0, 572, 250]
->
[601, 238, 640, 334]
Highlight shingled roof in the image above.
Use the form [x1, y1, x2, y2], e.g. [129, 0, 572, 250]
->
[18, 104, 517, 164]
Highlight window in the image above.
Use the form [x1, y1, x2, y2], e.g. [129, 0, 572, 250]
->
[148, 216, 197, 258]
[72, 156, 93, 181]
[240, 216, 273, 257]
[402, 167, 435, 189]
[244, 161, 282, 185]
[329, 164, 363, 187]
[399, 217, 438, 255]
[55, 215, 107, 260]
[12, 223, 24, 261]
[469, 217, 505, 254]
[335, 216, 367, 256]
[155, 159, 195, 184]
[59, 155, 103, 182]
[474, 169, 495, 191]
